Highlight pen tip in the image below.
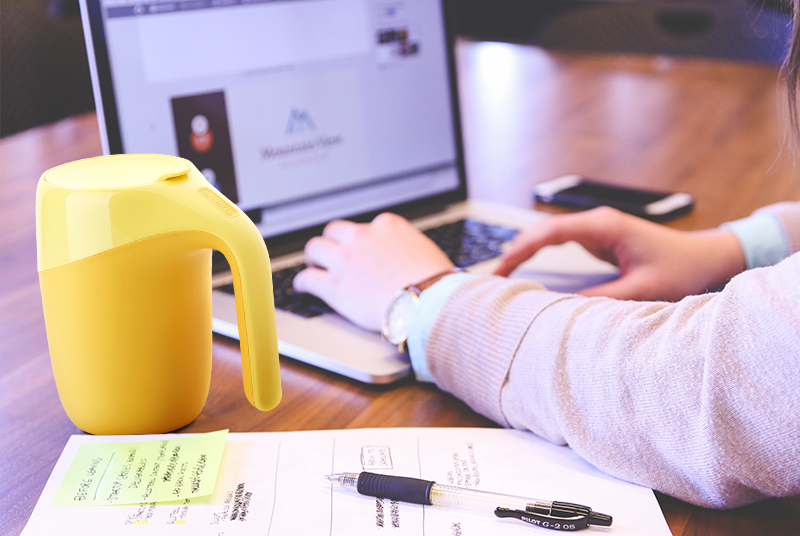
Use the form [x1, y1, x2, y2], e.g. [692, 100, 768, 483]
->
[324, 474, 335, 481]
[589, 511, 613, 527]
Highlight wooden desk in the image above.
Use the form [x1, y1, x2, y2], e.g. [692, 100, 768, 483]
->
[2, 41, 799, 535]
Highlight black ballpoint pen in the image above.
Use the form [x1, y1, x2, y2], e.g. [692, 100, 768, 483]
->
[326, 471, 612, 531]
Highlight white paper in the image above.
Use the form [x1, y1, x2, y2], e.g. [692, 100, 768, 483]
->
[21, 428, 671, 535]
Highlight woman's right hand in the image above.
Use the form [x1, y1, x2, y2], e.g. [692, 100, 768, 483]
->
[494, 206, 747, 301]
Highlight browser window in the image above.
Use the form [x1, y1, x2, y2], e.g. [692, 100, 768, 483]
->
[97, 0, 461, 236]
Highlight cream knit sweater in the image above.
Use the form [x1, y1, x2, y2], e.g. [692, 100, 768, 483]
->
[424, 203, 800, 508]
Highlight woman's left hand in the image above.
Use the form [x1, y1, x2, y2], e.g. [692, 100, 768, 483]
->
[293, 212, 455, 331]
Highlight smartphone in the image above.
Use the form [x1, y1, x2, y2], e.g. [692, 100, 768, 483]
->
[533, 175, 694, 220]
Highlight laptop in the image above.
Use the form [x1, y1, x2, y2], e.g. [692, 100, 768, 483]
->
[80, 0, 618, 383]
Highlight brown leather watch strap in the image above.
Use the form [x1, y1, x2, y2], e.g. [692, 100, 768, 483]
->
[408, 268, 462, 295]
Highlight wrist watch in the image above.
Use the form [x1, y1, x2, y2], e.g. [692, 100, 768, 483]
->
[381, 268, 460, 354]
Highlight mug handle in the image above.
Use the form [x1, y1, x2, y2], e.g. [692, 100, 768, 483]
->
[205, 222, 282, 411]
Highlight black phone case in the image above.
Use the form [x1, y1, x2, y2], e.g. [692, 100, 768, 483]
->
[534, 182, 693, 221]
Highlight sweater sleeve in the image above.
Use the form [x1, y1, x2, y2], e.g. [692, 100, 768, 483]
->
[424, 254, 800, 509]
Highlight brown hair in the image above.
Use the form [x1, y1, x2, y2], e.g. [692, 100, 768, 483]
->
[787, 0, 800, 141]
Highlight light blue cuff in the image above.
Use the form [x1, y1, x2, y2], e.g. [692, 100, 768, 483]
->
[721, 212, 790, 269]
[407, 273, 478, 383]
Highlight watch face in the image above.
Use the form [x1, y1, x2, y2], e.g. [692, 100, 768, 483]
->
[384, 290, 418, 345]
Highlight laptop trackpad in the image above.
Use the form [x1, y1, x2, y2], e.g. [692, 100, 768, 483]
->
[511, 241, 620, 293]
[513, 270, 619, 294]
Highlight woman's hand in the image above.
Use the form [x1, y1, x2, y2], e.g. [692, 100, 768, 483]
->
[494, 206, 746, 301]
[293, 213, 455, 331]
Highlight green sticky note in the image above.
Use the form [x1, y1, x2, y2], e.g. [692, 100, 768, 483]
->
[52, 430, 228, 506]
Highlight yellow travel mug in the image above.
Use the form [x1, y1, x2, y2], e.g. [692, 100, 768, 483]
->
[36, 154, 281, 434]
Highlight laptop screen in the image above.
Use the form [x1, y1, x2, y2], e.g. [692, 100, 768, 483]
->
[82, 0, 465, 238]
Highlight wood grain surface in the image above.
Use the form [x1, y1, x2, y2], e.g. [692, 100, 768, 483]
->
[2, 40, 799, 535]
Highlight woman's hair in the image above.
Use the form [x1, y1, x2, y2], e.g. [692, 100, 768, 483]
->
[787, 0, 800, 140]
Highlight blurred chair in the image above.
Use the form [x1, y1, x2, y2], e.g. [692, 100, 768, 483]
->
[456, 0, 792, 64]
[0, 0, 94, 137]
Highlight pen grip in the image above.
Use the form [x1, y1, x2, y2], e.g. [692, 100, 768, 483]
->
[357, 472, 434, 505]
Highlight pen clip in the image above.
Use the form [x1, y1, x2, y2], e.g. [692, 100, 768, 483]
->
[494, 507, 590, 531]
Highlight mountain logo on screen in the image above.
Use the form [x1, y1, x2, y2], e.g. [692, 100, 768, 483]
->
[286, 108, 316, 135]
[261, 107, 342, 161]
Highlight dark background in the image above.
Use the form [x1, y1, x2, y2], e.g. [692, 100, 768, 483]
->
[0, 0, 792, 138]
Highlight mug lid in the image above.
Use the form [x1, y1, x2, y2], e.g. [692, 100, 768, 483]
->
[43, 154, 191, 190]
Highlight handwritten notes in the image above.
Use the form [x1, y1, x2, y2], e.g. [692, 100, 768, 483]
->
[23, 428, 671, 535]
[52, 430, 227, 506]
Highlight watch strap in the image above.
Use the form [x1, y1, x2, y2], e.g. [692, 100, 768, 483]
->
[407, 267, 462, 296]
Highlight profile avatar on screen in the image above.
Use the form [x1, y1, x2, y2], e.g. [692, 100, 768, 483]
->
[172, 91, 239, 203]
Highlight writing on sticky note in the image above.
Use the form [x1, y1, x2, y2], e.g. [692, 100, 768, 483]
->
[52, 430, 228, 506]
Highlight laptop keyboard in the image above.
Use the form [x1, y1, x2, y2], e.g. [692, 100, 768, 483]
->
[216, 219, 518, 318]
[427, 219, 518, 268]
